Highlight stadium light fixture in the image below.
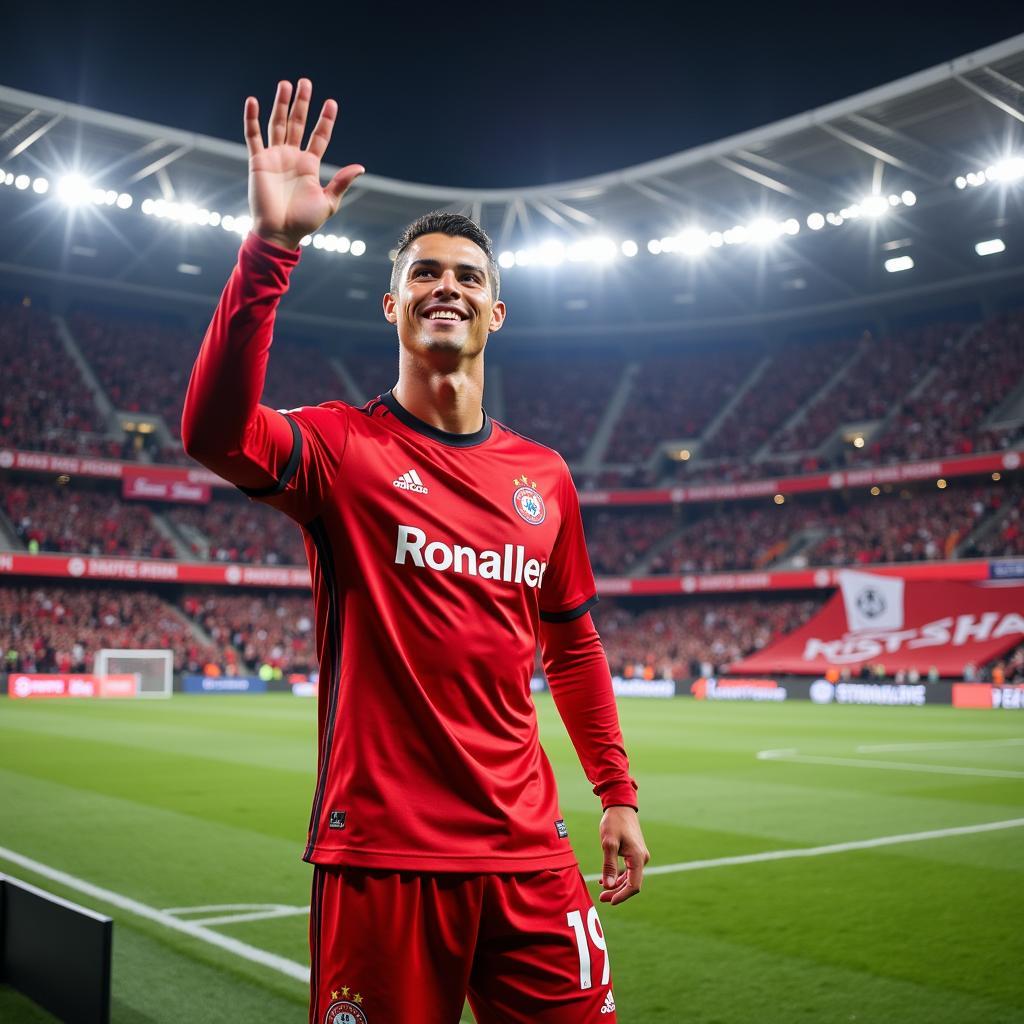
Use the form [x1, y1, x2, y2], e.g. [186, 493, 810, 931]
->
[773, 493, 785, 505]
[859, 195, 889, 217]
[975, 238, 1005, 256]
[15, 173, 31, 191]
[498, 250, 515, 268]
[901, 190, 917, 206]
[936, 478, 948, 489]
[647, 239, 662, 255]
[747, 219, 783, 245]
[870, 486, 881, 496]
[621, 240, 638, 257]
[32, 177, 49, 194]
[56, 173, 91, 205]
[806, 213, 825, 230]
[676, 228, 710, 257]
[884, 255, 914, 273]
[350, 240, 366, 256]
[514, 249, 531, 266]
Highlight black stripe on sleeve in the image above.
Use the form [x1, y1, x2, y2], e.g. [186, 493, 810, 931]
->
[539, 594, 599, 624]
[237, 414, 302, 497]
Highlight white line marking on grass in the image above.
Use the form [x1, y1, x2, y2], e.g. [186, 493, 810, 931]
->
[0, 846, 310, 983]
[756, 749, 1024, 778]
[856, 738, 1024, 753]
[582, 817, 1024, 881]
[164, 902, 309, 925]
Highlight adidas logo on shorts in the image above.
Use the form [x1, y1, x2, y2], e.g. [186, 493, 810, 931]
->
[393, 468, 428, 494]
[601, 989, 616, 1014]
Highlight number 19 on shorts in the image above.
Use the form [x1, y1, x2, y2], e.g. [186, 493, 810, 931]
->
[566, 907, 609, 990]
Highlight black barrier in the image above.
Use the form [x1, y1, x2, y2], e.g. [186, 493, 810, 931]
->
[0, 875, 112, 1024]
[686, 677, 957, 705]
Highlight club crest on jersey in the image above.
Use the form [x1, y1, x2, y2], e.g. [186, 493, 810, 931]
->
[512, 475, 545, 526]
[324, 990, 368, 1024]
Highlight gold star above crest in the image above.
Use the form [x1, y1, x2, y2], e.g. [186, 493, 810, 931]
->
[331, 990, 339, 1001]
[514, 474, 538, 489]
[354, 993, 364, 1004]
[341, 986, 350, 998]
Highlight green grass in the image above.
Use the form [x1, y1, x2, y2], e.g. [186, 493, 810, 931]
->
[1, 695, 1022, 1023]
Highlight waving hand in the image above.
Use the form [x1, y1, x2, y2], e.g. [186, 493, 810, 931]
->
[244, 79, 364, 251]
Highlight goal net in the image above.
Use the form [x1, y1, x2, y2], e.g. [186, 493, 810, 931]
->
[94, 649, 173, 699]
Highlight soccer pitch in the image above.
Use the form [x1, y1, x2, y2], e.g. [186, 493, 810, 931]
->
[1, 695, 1022, 1023]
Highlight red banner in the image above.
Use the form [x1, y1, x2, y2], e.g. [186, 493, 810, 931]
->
[732, 571, 1024, 677]
[952, 684, 1024, 709]
[0, 551, 310, 588]
[2, 446, 1019, 507]
[122, 467, 211, 503]
[7, 673, 138, 699]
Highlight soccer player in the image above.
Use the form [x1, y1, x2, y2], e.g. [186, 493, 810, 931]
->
[182, 78, 649, 1024]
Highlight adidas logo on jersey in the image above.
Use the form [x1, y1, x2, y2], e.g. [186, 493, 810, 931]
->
[601, 989, 616, 1014]
[393, 468, 428, 494]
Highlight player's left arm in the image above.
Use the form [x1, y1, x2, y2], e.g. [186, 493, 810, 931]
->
[540, 612, 650, 905]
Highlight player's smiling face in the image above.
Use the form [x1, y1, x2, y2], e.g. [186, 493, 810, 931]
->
[383, 233, 505, 359]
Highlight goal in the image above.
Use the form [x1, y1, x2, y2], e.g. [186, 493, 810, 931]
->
[94, 649, 173, 699]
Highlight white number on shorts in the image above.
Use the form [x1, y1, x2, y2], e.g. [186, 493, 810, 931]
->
[566, 906, 610, 990]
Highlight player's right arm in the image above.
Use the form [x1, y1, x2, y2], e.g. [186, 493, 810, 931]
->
[181, 79, 363, 491]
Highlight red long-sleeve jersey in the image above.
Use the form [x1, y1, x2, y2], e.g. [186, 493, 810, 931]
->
[182, 233, 637, 871]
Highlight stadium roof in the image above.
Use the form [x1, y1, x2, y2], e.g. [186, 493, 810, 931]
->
[2, 33, 1023, 337]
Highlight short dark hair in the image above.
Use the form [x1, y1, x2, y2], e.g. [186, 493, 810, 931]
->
[389, 211, 500, 299]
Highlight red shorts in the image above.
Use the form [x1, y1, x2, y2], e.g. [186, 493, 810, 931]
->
[309, 865, 618, 1023]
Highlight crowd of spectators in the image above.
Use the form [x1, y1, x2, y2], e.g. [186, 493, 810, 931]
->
[700, 334, 859, 460]
[2, 481, 175, 559]
[594, 596, 823, 679]
[180, 591, 317, 674]
[601, 348, 752, 465]
[583, 508, 679, 575]
[772, 324, 962, 453]
[804, 484, 996, 566]
[850, 310, 1024, 466]
[166, 499, 306, 565]
[961, 485, 1024, 559]
[0, 585, 220, 674]
[502, 356, 625, 460]
[0, 302, 120, 457]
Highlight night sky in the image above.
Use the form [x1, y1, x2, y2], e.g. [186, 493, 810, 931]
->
[6, 3, 1024, 188]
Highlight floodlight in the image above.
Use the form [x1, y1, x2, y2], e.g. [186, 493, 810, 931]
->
[32, 177, 49, 194]
[888, 194, 900, 206]
[975, 238, 1005, 256]
[300, 235, 312, 247]
[590, 236, 616, 262]
[989, 157, 1024, 183]
[498, 250, 515, 268]
[312, 233, 325, 249]
[514, 249, 531, 266]
[116, 192, 132, 209]
[537, 240, 565, 266]
[826, 212, 843, 226]
[900, 190, 917, 206]
[860, 195, 888, 217]
[647, 239, 662, 255]
[884, 255, 914, 273]
[723, 225, 748, 245]
[15, 174, 31, 191]
[746, 219, 780, 245]
[677, 228, 709, 256]
[955, 176, 967, 189]
[141, 198, 155, 215]
[5, 173, 14, 186]
[783, 218, 799, 235]
[208, 211, 220, 226]
[807, 212, 825, 230]
[621, 240, 638, 257]
[337, 236, 351, 254]
[234, 215, 252, 235]
[350, 239, 366, 256]
[708, 231, 724, 248]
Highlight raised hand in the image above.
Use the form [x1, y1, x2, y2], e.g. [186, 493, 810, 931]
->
[244, 79, 364, 251]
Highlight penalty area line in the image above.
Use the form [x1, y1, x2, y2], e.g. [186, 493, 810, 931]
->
[0, 845, 310, 983]
[582, 817, 1024, 881]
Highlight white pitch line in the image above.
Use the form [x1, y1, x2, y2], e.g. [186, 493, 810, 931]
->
[4, 819, 1023, 993]
[757, 750, 1024, 778]
[856, 738, 1024, 753]
[582, 817, 1024, 880]
[192, 907, 310, 927]
[0, 845, 310, 983]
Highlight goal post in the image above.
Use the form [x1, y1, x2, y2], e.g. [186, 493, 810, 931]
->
[94, 649, 173, 699]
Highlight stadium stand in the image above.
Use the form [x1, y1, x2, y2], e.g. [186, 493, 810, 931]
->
[165, 498, 306, 565]
[0, 584, 221, 674]
[594, 597, 824, 679]
[180, 591, 317, 674]
[0, 301, 120, 457]
[2, 480, 176, 559]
